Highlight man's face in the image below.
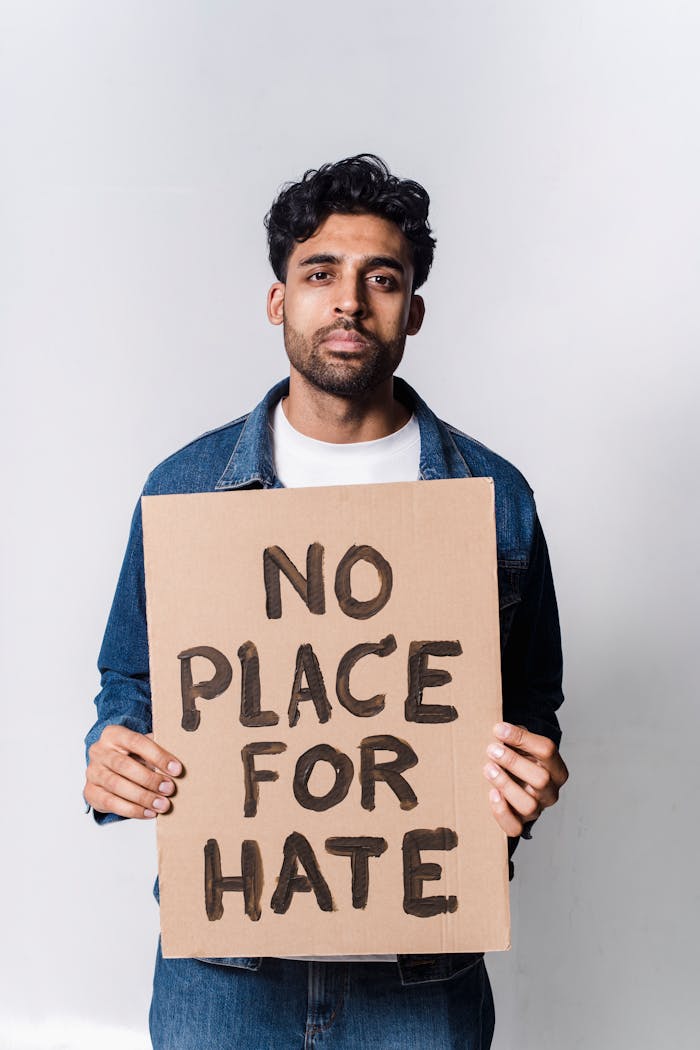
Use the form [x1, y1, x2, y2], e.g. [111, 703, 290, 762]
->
[267, 212, 424, 397]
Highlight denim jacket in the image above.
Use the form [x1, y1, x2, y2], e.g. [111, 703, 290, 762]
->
[86, 376, 564, 984]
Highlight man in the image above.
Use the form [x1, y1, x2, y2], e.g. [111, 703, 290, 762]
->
[84, 154, 568, 1049]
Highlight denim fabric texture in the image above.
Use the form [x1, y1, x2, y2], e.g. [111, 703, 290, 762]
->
[85, 376, 564, 1018]
[149, 945, 495, 1049]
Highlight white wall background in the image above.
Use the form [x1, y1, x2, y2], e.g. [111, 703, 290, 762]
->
[1, 2, 698, 1047]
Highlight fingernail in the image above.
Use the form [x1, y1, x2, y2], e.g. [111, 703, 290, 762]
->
[152, 797, 169, 812]
[495, 723, 511, 739]
[486, 764, 500, 780]
[159, 781, 174, 794]
[167, 761, 182, 776]
[487, 743, 505, 759]
[489, 789, 501, 804]
[144, 809, 157, 818]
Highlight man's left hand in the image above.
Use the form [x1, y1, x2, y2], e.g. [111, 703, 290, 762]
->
[483, 722, 569, 837]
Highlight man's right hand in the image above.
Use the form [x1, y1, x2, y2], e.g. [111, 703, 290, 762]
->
[84, 726, 183, 820]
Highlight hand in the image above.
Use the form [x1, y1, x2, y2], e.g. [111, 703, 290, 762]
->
[483, 722, 568, 837]
[84, 726, 183, 820]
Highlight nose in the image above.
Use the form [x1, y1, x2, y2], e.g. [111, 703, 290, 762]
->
[334, 273, 367, 319]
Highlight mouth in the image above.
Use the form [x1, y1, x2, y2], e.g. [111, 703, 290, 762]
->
[319, 330, 371, 353]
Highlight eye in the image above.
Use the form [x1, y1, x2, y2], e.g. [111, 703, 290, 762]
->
[309, 271, 331, 282]
[369, 274, 395, 288]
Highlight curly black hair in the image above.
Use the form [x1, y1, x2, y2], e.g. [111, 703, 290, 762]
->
[265, 154, 436, 291]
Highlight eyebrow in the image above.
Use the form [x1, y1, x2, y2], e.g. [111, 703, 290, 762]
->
[296, 253, 406, 275]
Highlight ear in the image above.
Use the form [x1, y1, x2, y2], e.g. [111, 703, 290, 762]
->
[267, 282, 285, 326]
[406, 294, 425, 336]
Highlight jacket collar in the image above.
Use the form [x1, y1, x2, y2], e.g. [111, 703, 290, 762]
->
[214, 376, 472, 490]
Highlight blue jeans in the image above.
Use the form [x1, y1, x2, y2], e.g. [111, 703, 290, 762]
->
[149, 942, 495, 1049]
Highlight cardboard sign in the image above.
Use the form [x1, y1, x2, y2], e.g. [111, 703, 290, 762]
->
[142, 479, 510, 958]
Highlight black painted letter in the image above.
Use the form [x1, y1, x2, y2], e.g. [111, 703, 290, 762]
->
[241, 741, 287, 817]
[293, 744, 354, 812]
[204, 838, 263, 922]
[402, 828, 458, 917]
[325, 836, 388, 909]
[359, 734, 419, 812]
[178, 646, 233, 732]
[270, 832, 334, 914]
[288, 643, 331, 727]
[263, 543, 325, 619]
[334, 545, 393, 620]
[405, 641, 463, 723]
[237, 641, 279, 727]
[336, 634, 397, 717]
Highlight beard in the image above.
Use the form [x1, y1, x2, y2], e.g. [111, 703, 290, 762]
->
[283, 318, 406, 397]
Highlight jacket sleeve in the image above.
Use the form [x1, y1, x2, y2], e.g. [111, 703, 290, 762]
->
[84, 494, 152, 825]
[501, 512, 564, 747]
[501, 512, 564, 873]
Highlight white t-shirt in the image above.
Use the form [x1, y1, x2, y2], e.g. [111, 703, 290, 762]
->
[270, 397, 421, 489]
[269, 397, 421, 962]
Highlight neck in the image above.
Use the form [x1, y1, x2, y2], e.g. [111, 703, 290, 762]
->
[283, 369, 411, 443]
